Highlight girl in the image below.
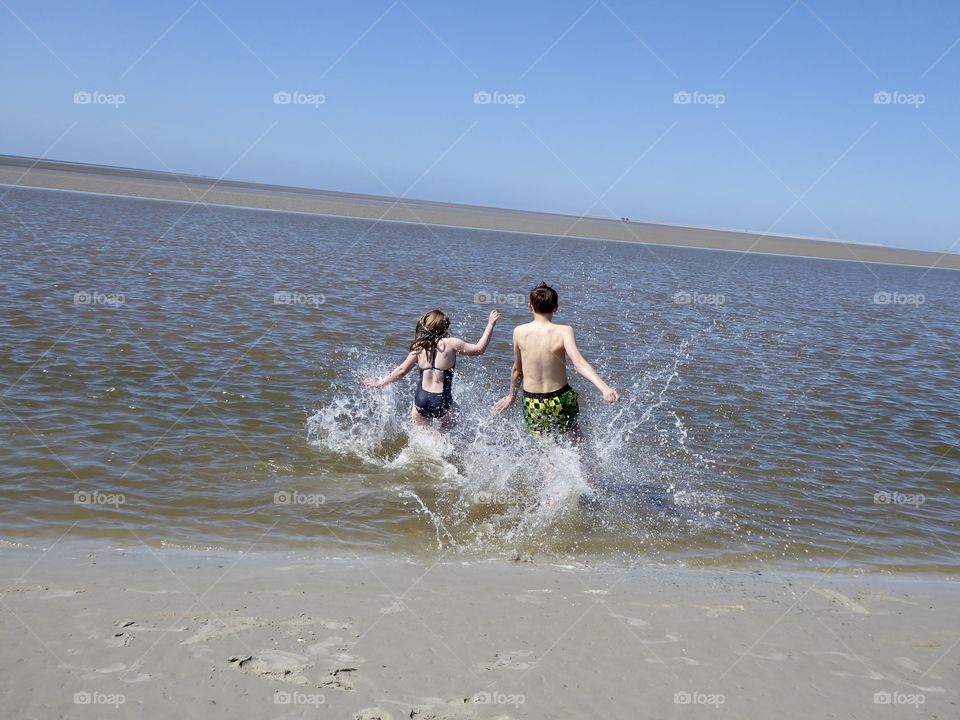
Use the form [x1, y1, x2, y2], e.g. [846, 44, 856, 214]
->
[365, 308, 500, 428]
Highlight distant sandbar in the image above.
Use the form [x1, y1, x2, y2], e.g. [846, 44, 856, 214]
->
[2, 154, 957, 270]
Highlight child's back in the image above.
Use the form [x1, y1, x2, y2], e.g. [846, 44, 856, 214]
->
[513, 319, 570, 394]
[493, 284, 618, 437]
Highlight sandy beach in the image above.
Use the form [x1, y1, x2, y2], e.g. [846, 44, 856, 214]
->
[2, 154, 958, 271]
[1, 543, 956, 719]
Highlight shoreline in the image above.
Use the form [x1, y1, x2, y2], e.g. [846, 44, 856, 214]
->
[1, 542, 957, 719]
[3, 534, 959, 579]
[3, 154, 958, 271]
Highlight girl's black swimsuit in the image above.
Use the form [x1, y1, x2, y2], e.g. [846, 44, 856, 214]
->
[414, 353, 455, 418]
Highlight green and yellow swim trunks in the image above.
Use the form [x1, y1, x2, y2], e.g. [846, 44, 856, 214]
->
[522, 384, 580, 437]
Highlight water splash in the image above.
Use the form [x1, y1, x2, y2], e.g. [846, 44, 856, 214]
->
[305, 337, 730, 559]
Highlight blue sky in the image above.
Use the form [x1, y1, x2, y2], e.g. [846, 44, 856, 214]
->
[2, 0, 958, 251]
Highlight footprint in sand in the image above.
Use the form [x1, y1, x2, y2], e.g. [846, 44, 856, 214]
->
[354, 708, 392, 720]
[107, 619, 136, 647]
[480, 650, 534, 671]
[320, 666, 358, 690]
[184, 615, 360, 689]
[227, 650, 315, 686]
[107, 632, 133, 648]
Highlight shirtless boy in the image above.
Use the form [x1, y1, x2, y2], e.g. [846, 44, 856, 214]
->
[492, 283, 619, 437]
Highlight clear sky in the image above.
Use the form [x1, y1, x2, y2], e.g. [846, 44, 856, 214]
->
[2, 1, 958, 251]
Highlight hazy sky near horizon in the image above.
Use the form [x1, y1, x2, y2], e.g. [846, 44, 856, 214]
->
[2, 0, 959, 251]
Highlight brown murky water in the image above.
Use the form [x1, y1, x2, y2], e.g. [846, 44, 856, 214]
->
[2, 186, 958, 572]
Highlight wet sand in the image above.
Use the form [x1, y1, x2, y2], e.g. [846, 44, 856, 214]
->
[2, 154, 958, 270]
[1, 544, 957, 719]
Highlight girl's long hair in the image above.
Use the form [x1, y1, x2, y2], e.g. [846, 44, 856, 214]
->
[409, 309, 451, 365]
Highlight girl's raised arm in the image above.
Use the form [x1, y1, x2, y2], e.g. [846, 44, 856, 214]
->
[365, 351, 419, 388]
[457, 309, 501, 356]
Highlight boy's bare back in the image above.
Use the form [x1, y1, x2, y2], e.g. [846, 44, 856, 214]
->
[492, 284, 619, 419]
[513, 320, 573, 394]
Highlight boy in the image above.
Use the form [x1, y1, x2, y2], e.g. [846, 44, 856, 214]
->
[492, 283, 619, 437]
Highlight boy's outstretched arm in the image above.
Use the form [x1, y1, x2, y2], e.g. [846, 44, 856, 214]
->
[457, 309, 501, 356]
[364, 352, 418, 388]
[562, 326, 620, 402]
[492, 329, 523, 413]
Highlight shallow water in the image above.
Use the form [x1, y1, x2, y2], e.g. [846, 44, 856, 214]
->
[1, 186, 958, 572]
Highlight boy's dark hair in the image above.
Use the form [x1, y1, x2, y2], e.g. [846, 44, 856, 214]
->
[529, 283, 559, 314]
